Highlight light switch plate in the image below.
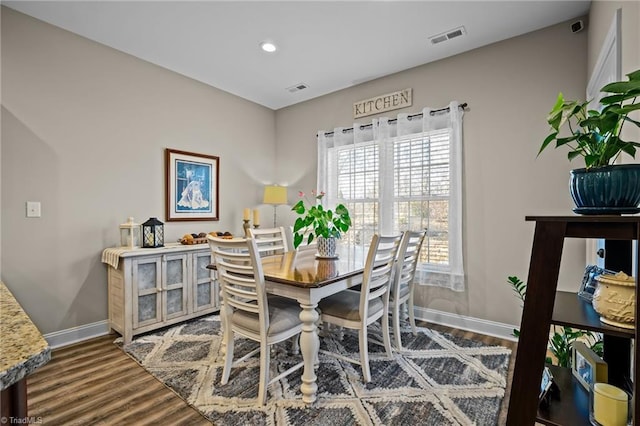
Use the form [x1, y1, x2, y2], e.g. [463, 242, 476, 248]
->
[26, 201, 41, 218]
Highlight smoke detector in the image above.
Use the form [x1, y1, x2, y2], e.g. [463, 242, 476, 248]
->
[429, 26, 466, 45]
[287, 83, 308, 93]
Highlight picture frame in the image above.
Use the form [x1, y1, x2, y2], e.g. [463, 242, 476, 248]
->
[578, 264, 614, 302]
[539, 366, 554, 401]
[572, 341, 608, 391]
[165, 149, 219, 222]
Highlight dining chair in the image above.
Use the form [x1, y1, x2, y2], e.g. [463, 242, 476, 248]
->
[389, 230, 427, 350]
[249, 226, 289, 258]
[209, 236, 304, 405]
[318, 233, 402, 382]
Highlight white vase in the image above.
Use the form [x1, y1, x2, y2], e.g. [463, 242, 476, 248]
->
[592, 272, 636, 329]
[316, 236, 337, 258]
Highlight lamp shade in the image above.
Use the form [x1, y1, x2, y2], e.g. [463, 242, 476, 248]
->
[263, 185, 288, 205]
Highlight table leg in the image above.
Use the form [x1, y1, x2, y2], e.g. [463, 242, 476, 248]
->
[299, 302, 319, 404]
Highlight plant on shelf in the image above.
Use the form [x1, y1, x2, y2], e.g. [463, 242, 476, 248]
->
[507, 276, 603, 367]
[537, 69, 640, 213]
[539, 69, 640, 169]
[291, 190, 351, 250]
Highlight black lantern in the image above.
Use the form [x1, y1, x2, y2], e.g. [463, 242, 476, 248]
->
[141, 217, 164, 248]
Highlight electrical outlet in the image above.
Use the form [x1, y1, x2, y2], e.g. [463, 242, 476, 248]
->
[26, 201, 41, 218]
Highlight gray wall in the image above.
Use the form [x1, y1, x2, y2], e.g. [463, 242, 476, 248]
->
[275, 19, 589, 327]
[5, 4, 638, 336]
[1, 7, 277, 334]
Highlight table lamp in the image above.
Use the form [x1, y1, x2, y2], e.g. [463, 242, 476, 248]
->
[263, 185, 288, 227]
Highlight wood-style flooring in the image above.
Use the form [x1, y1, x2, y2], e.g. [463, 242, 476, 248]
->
[27, 322, 517, 425]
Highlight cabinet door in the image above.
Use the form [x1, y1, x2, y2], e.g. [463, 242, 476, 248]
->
[133, 257, 163, 328]
[192, 250, 218, 312]
[163, 253, 189, 320]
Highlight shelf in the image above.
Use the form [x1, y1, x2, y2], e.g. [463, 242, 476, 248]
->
[552, 291, 635, 339]
[537, 365, 590, 426]
[506, 215, 640, 425]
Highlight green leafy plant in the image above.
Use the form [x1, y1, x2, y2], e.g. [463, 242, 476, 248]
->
[291, 190, 351, 249]
[538, 69, 640, 169]
[507, 275, 603, 367]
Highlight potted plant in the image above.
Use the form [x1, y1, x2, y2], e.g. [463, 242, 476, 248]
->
[538, 69, 640, 214]
[507, 276, 603, 367]
[291, 190, 351, 257]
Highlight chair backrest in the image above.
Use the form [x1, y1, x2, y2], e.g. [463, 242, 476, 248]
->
[360, 234, 403, 316]
[392, 230, 427, 298]
[249, 227, 289, 257]
[208, 236, 270, 333]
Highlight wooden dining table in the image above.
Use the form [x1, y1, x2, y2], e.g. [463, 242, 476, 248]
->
[209, 243, 367, 404]
[261, 245, 367, 403]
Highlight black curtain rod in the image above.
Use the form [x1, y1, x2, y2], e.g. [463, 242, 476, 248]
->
[320, 102, 468, 137]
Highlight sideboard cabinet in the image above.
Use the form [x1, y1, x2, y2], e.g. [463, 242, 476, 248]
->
[506, 216, 639, 425]
[105, 243, 219, 343]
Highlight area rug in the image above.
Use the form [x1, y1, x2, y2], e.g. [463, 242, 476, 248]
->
[116, 315, 511, 425]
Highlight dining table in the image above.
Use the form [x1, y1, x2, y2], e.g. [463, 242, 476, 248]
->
[209, 243, 367, 404]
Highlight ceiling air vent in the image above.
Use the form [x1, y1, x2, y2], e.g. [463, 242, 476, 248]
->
[287, 83, 308, 93]
[429, 26, 466, 45]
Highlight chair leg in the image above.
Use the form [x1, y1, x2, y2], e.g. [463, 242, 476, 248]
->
[359, 327, 371, 383]
[291, 334, 300, 355]
[408, 292, 417, 335]
[382, 311, 393, 359]
[221, 329, 234, 385]
[392, 302, 403, 351]
[257, 341, 270, 405]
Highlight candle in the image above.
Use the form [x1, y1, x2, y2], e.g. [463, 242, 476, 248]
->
[593, 383, 628, 426]
[253, 209, 260, 226]
[243, 208, 250, 221]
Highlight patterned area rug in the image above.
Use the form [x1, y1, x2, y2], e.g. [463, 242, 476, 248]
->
[116, 315, 511, 425]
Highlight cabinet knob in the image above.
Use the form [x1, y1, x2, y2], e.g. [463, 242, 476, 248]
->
[597, 248, 605, 259]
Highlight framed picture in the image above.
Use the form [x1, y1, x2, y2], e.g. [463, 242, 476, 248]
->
[539, 366, 554, 401]
[572, 341, 608, 390]
[578, 264, 614, 302]
[165, 149, 219, 222]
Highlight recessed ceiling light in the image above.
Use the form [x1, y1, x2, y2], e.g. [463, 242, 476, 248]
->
[260, 41, 277, 53]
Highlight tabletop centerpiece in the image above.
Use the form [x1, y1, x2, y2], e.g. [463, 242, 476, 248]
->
[291, 190, 351, 258]
[538, 69, 640, 214]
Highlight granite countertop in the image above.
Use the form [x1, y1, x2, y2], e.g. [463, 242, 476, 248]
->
[0, 281, 51, 390]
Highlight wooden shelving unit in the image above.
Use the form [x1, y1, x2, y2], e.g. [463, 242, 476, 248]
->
[506, 216, 640, 425]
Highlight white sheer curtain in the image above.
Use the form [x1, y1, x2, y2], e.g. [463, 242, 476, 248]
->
[318, 101, 465, 291]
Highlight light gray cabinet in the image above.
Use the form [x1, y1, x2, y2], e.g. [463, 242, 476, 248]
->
[107, 244, 218, 343]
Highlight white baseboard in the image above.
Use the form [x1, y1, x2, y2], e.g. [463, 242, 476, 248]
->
[44, 320, 111, 349]
[414, 306, 519, 342]
[43, 309, 518, 350]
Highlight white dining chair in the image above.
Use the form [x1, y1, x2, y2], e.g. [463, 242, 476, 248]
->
[318, 233, 402, 382]
[389, 230, 427, 350]
[249, 227, 289, 258]
[209, 236, 304, 405]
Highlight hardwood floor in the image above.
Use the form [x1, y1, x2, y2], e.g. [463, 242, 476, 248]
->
[27, 322, 516, 425]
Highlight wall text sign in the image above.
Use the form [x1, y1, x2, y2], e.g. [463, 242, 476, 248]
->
[353, 88, 412, 119]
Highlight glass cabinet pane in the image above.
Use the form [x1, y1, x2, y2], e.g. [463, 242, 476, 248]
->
[138, 294, 157, 322]
[137, 263, 157, 290]
[166, 288, 183, 315]
[166, 258, 184, 285]
[196, 282, 211, 308]
[197, 255, 211, 281]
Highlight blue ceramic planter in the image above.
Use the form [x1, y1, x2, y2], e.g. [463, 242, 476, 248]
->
[570, 164, 640, 215]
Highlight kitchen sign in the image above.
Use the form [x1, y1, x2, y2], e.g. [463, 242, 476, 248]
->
[353, 88, 412, 119]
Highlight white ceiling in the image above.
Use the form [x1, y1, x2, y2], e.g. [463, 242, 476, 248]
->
[4, 1, 591, 110]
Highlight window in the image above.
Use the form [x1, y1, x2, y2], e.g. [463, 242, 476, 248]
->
[318, 103, 464, 290]
[393, 130, 450, 266]
[329, 129, 451, 268]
